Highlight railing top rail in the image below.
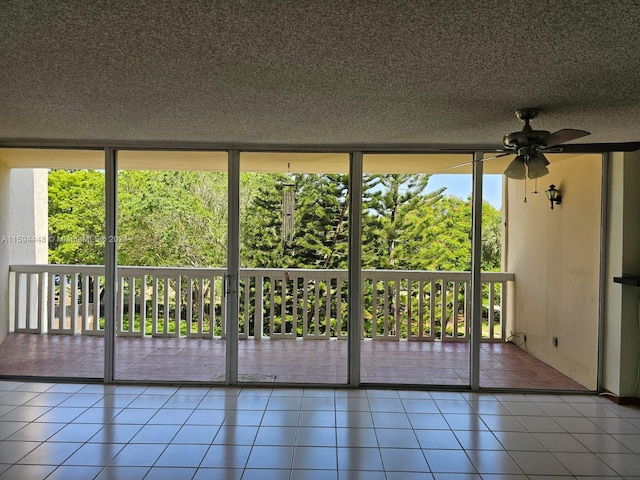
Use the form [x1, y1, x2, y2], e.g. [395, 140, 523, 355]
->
[9, 264, 515, 281]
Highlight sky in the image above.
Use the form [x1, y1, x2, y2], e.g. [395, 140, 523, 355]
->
[425, 174, 502, 209]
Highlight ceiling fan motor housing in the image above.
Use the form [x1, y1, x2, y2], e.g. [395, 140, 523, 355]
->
[503, 130, 552, 150]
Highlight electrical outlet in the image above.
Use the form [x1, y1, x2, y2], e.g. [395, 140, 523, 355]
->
[552, 336, 558, 347]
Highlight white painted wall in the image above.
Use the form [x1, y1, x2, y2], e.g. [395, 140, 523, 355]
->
[604, 151, 640, 397]
[505, 154, 602, 389]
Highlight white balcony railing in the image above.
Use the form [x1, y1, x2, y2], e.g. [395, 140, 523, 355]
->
[9, 265, 514, 342]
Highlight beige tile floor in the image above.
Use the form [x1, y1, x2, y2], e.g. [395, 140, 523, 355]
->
[0, 380, 638, 480]
[0, 333, 588, 390]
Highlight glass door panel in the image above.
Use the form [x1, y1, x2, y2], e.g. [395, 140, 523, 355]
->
[238, 152, 350, 384]
[114, 151, 228, 382]
[0, 150, 106, 379]
[361, 154, 473, 386]
[481, 154, 601, 390]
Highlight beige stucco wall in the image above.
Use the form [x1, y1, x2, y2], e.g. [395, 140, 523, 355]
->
[505, 154, 602, 389]
[0, 161, 9, 343]
[604, 151, 640, 397]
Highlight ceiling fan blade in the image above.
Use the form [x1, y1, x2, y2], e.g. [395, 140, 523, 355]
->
[447, 152, 511, 169]
[553, 141, 640, 153]
[543, 129, 590, 147]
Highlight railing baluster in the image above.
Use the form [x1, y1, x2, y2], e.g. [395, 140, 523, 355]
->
[240, 276, 249, 340]
[440, 280, 447, 341]
[281, 278, 287, 335]
[93, 274, 102, 334]
[325, 278, 331, 338]
[302, 277, 309, 337]
[291, 276, 298, 338]
[187, 276, 194, 336]
[175, 276, 181, 337]
[219, 273, 226, 337]
[198, 277, 205, 335]
[161, 277, 169, 335]
[12, 272, 20, 332]
[500, 280, 506, 340]
[37, 272, 46, 333]
[139, 275, 146, 335]
[48, 272, 55, 333]
[152, 275, 159, 336]
[130, 276, 137, 334]
[70, 272, 78, 334]
[117, 276, 125, 334]
[268, 277, 275, 337]
[382, 280, 389, 338]
[371, 277, 378, 339]
[394, 278, 401, 340]
[25, 273, 32, 330]
[489, 281, 495, 340]
[314, 279, 320, 336]
[415, 280, 423, 339]
[59, 274, 67, 332]
[453, 281, 461, 340]
[336, 279, 344, 338]
[255, 275, 263, 340]
[212, 274, 221, 338]
[81, 274, 89, 333]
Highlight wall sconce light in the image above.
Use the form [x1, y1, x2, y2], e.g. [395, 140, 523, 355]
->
[545, 184, 562, 210]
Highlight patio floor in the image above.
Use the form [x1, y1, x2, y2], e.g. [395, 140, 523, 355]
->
[0, 333, 589, 390]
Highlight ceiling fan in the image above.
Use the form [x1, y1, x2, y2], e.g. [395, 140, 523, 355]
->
[450, 108, 591, 179]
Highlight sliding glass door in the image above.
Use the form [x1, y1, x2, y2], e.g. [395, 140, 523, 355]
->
[113, 151, 228, 383]
[237, 152, 350, 384]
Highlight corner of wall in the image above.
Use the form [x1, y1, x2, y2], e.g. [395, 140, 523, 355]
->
[505, 155, 602, 390]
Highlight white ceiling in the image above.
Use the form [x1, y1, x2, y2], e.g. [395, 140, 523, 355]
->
[1, 1, 640, 151]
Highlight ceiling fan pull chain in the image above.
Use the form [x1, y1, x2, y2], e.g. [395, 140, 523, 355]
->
[523, 176, 528, 203]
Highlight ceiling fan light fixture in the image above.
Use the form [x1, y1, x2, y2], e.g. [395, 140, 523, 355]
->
[527, 164, 549, 179]
[504, 156, 527, 180]
[527, 152, 550, 179]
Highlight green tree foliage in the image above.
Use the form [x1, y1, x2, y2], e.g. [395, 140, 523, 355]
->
[117, 170, 226, 267]
[363, 174, 445, 269]
[48, 169, 268, 268]
[48, 169, 502, 272]
[48, 169, 105, 265]
[399, 195, 502, 272]
[242, 174, 350, 269]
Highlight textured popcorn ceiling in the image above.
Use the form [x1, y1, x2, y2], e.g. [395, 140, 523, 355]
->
[1, 0, 640, 149]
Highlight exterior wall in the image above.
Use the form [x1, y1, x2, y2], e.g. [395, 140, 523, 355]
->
[0, 168, 48, 343]
[9, 169, 48, 264]
[505, 154, 602, 389]
[604, 151, 640, 397]
[0, 161, 9, 343]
